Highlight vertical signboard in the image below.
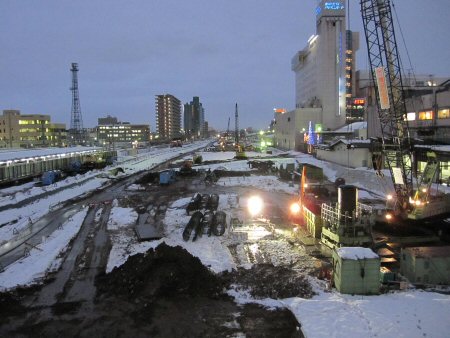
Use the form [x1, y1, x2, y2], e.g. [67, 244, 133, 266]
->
[392, 167, 405, 185]
[375, 67, 390, 110]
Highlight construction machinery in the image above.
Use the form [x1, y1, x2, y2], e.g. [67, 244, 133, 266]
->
[234, 103, 247, 159]
[360, 0, 450, 220]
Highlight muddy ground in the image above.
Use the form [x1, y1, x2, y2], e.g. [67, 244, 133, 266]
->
[0, 168, 318, 337]
[0, 244, 307, 337]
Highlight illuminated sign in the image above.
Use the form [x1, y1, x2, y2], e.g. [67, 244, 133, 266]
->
[274, 108, 286, 114]
[353, 98, 366, 105]
[375, 67, 390, 110]
[324, 2, 344, 10]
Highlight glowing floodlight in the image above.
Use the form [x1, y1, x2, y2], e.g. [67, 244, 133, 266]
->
[247, 196, 264, 217]
[290, 202, 301, 214]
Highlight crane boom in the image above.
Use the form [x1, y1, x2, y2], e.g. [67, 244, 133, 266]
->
[360, 0, 413, 214]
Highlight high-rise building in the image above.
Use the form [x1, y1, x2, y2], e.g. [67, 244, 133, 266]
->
[184, 96, 205, 138]
[291, 0, 358, 130]
[345, 30, 361, 123]
[155, 94, 181, 140]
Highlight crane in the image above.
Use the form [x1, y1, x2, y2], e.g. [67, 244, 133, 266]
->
[234, 103, 246, 159]
[360, 0, 449, 220]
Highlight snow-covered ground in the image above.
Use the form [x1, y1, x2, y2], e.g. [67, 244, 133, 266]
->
[0, 140, 210, 283]
[1, 142, 449, 337]
[0, 208, 88, 290]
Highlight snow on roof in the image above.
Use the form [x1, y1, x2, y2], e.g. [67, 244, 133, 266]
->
[0, 146, 102, 162]
[336, 247, 379, 260]
[333, 122, 367, 133]
[316, 137, 371, 150]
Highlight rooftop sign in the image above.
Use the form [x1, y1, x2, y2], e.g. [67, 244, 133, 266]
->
[316, 1, 345, 16]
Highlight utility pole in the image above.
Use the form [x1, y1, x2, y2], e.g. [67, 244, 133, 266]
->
[70, 63, 85, 146]
[235, 103, 239, 146]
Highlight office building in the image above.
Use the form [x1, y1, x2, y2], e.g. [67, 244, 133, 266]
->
[155, 94, 181, 140]
[0, 109, 67, 148]
[97, 115, 150, 146]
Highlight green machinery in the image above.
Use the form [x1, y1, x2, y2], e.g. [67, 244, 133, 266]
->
[321, 185, 374, 250]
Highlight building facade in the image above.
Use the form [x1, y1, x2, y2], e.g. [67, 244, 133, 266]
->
[0, 110, 67, 148]
[273, 108, 322, 151]
[97, 116, 150, 147]
[155, 94, 181, 140]
[184, 96, 205, 139]
[291, 1, 359, 130]
[356, 71, 450, 144]
[291, 0, 356, 132]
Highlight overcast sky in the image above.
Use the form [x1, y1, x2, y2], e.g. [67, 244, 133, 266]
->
[1, 0, 449, 131]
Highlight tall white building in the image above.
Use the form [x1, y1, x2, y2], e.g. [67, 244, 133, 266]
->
[291, 0, 356, 131]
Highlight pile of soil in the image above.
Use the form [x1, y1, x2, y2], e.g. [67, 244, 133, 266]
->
[96, 243, 224, 300]
[0, 292, 26, 322]
[223, 264, 315, 299]
[2, 244, 304, 337]
[93, 244, 304, 337]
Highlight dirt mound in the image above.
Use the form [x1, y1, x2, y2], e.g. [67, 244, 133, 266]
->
[0, 292, 26, 321]
[96, 243, 224, 300]
[223, 264, 315, 299]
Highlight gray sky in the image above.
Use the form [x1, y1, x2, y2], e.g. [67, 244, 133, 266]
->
[1, 0, 449, 131]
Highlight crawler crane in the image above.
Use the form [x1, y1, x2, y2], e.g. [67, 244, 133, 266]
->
[360, 0, 450, 220]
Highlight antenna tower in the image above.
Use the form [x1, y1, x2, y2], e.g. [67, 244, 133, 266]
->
[70, 63, 85, 145]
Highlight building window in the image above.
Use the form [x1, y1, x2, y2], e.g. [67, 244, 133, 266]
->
[438, 108, 450, 119]
[407, 112, 416, 121]
[418, 111, 433, 120]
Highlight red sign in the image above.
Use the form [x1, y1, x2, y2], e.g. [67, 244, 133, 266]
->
[353, 98, 365, 105]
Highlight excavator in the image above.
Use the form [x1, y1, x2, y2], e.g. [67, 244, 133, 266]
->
[360, 0, 450, 220]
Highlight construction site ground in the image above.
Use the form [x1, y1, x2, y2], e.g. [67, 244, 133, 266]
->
[0, 169, 327, 337]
